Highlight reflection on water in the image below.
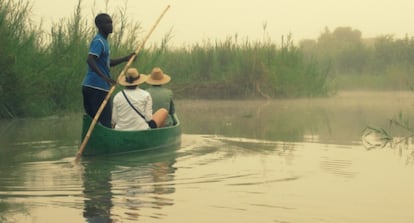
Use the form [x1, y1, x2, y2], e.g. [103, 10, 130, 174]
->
[81, 150, 177, 222]
[1, 91, 414, 222]
[178, 91, 414, 144]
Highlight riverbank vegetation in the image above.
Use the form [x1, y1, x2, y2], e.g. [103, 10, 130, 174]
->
[1, 0, 414, 118]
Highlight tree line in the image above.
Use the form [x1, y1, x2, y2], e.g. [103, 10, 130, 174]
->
[0, 0, 412, 118]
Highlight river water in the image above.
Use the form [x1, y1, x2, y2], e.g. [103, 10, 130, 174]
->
[1, 91, 414, 223]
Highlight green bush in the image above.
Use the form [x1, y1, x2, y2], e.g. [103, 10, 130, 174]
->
[0, 0, 331, 118]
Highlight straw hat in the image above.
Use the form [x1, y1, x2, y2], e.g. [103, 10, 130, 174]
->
[145, 67, 171, 85]
[118, 68, 147, 86]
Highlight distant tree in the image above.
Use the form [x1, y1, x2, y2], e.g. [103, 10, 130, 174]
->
[302, 26, 368, 74]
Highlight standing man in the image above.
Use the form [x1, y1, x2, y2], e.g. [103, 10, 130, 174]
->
[82, 13, 134, 128]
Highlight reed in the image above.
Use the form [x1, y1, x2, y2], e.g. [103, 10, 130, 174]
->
[362, 112, 414, 150]
[0, 0, 333, 118]
[153, 34, 330, 99]
[4, 1, 414, 118]
[0, 0, 145, 118]
[0, 0, 45, 118]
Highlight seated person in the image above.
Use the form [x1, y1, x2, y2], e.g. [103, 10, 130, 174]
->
[145, 67, 176, 126]
[112, 68, 167, 130]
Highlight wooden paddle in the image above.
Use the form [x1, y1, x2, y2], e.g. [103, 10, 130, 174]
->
[76, 5, 171, 160]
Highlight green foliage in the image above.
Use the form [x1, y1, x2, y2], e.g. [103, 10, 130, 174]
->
[10, 0, 414, 118]
[0, 0, 143, 118]
[45, 2, 90, 111]
[3, 2, 414, 118]
[301, 26, 414, 90]
[152, 35, 330, 99]
[0, 0, 46, 117]
[0, 0, 330, 118]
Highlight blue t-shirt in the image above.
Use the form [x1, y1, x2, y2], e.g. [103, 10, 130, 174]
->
[82, 33, 111, 91]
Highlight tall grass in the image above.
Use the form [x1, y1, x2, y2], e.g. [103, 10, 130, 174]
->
[153, 34, 330, 99]
[0, 0, 144, 118]
[0, 0, 45, 117]
[0, 0, 330, 118]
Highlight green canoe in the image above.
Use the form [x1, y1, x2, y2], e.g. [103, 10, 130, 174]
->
[80, 114, 181, 156]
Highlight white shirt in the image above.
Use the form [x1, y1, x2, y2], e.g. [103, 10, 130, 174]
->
[112, 88, 153, 130]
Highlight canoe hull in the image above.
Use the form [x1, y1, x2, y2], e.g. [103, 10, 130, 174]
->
[80, 114, 181, 156]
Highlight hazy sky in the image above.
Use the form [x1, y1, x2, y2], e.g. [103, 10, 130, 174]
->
[32, 0, 413, 46]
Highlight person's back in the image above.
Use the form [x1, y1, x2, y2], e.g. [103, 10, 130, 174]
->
[112, 68, 168, 131]
[113, 87, 152, 130]
[112, 69, 151, 130]
[146, 86, 174, 126]
[145, 67, 175, 127]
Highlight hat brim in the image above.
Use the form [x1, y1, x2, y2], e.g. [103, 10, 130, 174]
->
[145, 74, 171, 85]
[118, 74, 147, 86]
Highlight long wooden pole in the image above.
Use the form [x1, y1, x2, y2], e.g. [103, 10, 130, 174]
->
[76, 5, 171, 160]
